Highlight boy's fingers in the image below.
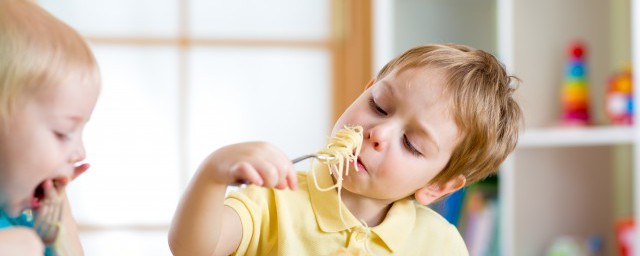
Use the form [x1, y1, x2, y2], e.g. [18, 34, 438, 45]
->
[286, 167, 298, 190]
[266, 146, 292, 188]
[273, 163, 288, 190]
[274, 179, 287, 190]
[276, 161, 296, 190]
[253, 162, 279, 188]
[231, 162, 263, 186]
[253, 160, 280, 188]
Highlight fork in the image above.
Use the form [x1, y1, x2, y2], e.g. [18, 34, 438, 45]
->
[291, 154, 335, 164]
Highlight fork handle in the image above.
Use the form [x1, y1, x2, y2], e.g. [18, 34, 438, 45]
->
[291, 154, 315, 164]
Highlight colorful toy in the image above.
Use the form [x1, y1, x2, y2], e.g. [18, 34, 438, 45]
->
[615, 218, 634, 256]
[561, 42, 590, 126]
[606, 64, 633, 125]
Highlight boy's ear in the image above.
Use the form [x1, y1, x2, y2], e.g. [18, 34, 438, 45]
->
[365, 79, 375, 89]
[414, 175, 466, 205]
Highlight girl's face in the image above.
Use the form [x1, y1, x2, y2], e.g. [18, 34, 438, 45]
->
[0, 77, 99, 216]
[332, 67, 463, 205]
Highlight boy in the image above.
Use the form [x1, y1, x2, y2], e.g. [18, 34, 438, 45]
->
[169, 44, 522, 255]
[0, 0, 101, 255]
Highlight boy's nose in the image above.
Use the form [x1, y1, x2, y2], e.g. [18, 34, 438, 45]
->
[367, 123, 393, 150]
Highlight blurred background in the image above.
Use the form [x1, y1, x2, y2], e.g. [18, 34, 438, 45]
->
[36, 0, 638, 255]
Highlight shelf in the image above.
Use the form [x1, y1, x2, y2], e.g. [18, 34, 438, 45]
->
[519, 126, 634, 148]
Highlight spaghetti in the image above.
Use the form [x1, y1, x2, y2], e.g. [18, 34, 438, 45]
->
[310, 125, 363, 227]
[310, 125, 372, 255]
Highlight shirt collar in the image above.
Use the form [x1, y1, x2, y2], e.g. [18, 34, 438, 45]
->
[370, 197, 415, 252]
[308, 163, 361, 232]
[307, 164, 416, 252]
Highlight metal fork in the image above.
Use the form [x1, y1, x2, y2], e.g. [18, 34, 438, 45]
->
[292, 154, 335, 164]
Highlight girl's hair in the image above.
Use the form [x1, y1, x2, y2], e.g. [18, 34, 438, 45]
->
[376, 44, 523, 185]
[0, 0, 100, 119]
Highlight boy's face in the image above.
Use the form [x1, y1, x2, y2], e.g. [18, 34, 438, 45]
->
[0, 77, 99, 216]
[332, 66, 463, 205]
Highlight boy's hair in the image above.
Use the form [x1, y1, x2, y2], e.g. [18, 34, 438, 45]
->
[376, 44, 522, 185]
[0, 0, 100, 119]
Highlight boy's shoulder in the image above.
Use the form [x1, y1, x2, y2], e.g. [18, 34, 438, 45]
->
[408, 202, 468, 253]
[413, 202, 458, 230]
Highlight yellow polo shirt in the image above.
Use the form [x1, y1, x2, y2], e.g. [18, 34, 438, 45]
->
[224, 165, 469, 255]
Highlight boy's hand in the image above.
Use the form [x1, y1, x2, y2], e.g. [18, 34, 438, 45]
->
[202, 142, 298, 190]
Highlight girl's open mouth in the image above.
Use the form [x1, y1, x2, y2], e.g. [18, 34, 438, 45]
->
[32, 181, 46, 208]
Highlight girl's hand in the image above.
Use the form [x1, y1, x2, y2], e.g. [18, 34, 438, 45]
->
[70, 163, 90, 181]
[33, 163, 89, 245]
[201, 142, 298, 190]
[33, 180, 63, 245]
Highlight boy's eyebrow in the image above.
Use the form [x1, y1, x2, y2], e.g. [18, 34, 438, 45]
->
[380, 81, 396, 97]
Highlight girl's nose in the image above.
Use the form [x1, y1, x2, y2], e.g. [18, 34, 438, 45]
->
[70, 140, 86, 163]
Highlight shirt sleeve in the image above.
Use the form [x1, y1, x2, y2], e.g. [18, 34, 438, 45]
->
[224, 186, 272, 256]
[225, 196, 254, 256]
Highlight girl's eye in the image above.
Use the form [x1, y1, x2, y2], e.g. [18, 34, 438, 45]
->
[55, 132, 70, 141]
[369, 98, 388, 116]
[403, 135, 422, 156]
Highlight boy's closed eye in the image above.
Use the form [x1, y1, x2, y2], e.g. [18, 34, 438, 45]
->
[368, 96, 424, 157]
[368, 97, 388, 116]
[403, 134, 423, 156]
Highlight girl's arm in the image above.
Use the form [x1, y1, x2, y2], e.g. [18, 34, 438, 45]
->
[0, 227, 45, 256]
[168, 142, 297, 256]
[57, 194, 83, 255]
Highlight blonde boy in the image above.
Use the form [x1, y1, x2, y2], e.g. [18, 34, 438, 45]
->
[169, 44, 521, 255]
[0, 0, 101, 255]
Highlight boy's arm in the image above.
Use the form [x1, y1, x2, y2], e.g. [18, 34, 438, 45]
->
[169, 142, 297, 256]
[0, 227, 45, 256]
[169, 174, 242, 256]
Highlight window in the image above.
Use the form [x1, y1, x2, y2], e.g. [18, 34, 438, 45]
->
[37, 1, 370, 254]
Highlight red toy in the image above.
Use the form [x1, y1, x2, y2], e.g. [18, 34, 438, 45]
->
[616, 218, 635, 256]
